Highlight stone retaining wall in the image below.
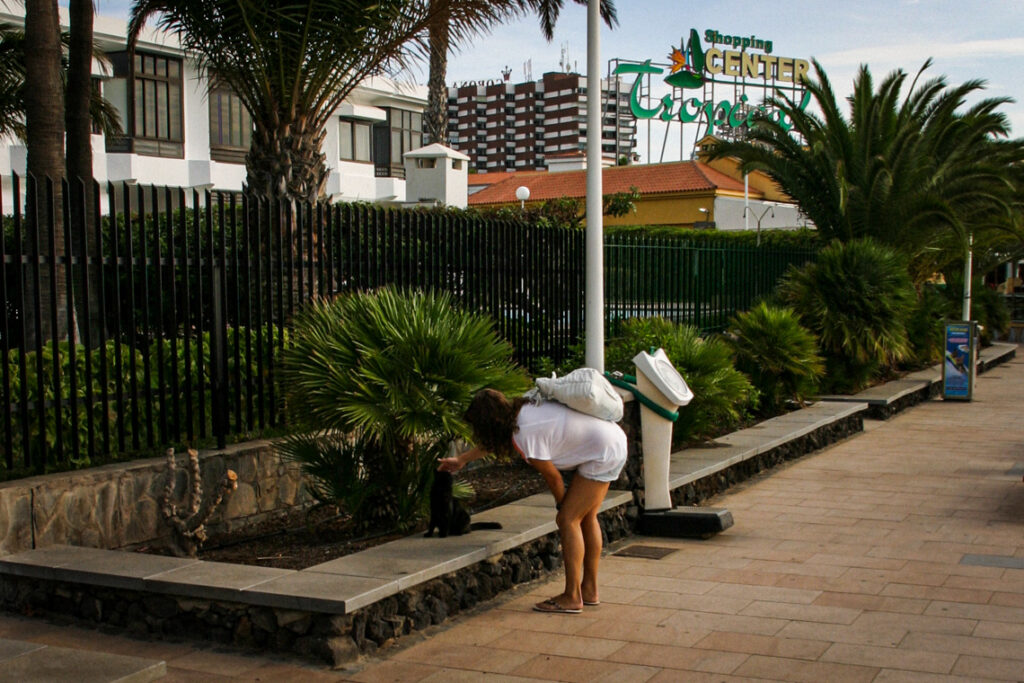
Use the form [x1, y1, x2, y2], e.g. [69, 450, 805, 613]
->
[0, 505, 634, 667]
[669, 413, 863, 506]
[0, 441, 311, 556]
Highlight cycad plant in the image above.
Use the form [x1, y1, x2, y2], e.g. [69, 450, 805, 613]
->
[778, 239, 914, 393]
[727, 303, 824, 414]
[604, 317, 755, 444]
[279, 286, 528, 529]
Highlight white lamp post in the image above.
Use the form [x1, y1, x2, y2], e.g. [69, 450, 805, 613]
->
[743, 205, 775, 246]
[584, 0, 604, 371]
[515, 185, 530, 210]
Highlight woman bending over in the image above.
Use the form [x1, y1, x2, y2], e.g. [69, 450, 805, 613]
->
[438, 389, 627, 614]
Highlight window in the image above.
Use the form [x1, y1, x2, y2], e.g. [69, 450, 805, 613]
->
[339, 118, 373, 162]
[415, 158, 436, 169]
[209, 87, 251, 163]
[131, 52, 183, 157]
[389, 109, 422, 165]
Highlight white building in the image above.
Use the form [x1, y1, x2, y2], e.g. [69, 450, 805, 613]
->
[0, 9, 432, 210]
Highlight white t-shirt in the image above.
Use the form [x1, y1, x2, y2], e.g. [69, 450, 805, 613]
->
[512, 401, 627, 482]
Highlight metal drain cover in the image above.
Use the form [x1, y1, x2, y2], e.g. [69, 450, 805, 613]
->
[613, 544, 677, 559]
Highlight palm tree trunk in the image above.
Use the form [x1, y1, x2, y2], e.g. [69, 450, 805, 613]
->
[67, 0, 99, 345]
[423, 1, 451, 146]
[245, 114, 328, 204]
[24, 0, 68, 344]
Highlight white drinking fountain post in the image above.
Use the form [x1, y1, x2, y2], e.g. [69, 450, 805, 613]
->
[629, 348, 734, 538]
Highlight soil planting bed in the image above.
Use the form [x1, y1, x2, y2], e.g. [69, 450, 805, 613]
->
[197, 458, 548, 570]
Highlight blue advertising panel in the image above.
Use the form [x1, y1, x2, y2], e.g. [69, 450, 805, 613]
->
[942, 321, 976, 401]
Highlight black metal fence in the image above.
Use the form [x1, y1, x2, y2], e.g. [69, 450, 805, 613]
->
[1, 175, 814, 477]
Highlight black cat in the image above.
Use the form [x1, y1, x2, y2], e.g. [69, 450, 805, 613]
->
[424, 471, 502, 538]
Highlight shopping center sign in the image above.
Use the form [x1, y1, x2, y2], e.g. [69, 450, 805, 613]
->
[614, 29, 811, 134]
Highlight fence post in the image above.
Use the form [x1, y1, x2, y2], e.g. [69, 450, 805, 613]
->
[211, 261, 228, 450]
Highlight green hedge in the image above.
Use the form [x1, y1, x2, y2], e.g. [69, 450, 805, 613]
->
[1, 325, 287, 477]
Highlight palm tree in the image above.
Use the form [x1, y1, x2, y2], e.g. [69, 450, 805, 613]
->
[423, 0, 617, 146]
[0, 23, 122, 143]
[23, 0, 67, 342]
[710, 59, 1024, 279]
[129, 0, 441, 203]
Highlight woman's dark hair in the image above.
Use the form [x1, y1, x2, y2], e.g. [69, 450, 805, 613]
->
[464, 389, 526, 458]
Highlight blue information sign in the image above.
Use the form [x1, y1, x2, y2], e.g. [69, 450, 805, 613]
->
[942, 321, 976, 401]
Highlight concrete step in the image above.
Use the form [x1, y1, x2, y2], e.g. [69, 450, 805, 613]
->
[0, 638, 164, 683]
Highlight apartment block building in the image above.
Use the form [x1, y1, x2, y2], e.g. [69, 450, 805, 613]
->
[446, 71, 637, 174]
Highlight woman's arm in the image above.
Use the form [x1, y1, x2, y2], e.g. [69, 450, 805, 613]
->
[527, 458, 565, 506]
[437, 445, 487, 473]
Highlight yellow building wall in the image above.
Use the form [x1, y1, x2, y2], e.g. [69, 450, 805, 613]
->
[603, 192, 719, 228]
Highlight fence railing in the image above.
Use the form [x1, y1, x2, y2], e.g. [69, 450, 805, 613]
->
[1, 175, 815, 477]
[605, 234, 816, 333]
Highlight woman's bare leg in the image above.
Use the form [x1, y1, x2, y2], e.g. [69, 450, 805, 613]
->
[580, 500, 604, 604]
[546, 475, 609, 610]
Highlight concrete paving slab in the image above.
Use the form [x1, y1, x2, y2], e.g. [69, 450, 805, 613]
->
[241, 570, 397, 614]
[0, 545, 125, 580]
[143, 560, 295, 601]
[0, 642, 165, 683]
[305, 535, 492, 590]
[819, 379, 929, 405]
[50, 551, 202, 591]
[0, 638, 45, 659]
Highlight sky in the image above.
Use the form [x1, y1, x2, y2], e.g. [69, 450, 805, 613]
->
[87, 0, 1024, 164]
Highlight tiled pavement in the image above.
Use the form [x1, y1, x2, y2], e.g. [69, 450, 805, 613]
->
[1, 352, 1022, 681]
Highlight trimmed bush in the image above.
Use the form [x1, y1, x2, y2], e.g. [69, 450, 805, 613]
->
[603, 317, 756, 444]
[778, 239, 914, 393]
[726, 303, 824, 413]
[279, 287, 528, 529]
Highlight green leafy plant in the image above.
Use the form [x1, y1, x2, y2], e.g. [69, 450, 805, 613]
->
[905, 285, 950, 365]
[1, 325, 287, 477]
[278, 286, 528, 530]
[726, 303, 824, 413]
[941, 273, 1010, 345]
[603, 317, 756, 444]
[778, 239, 914, 393]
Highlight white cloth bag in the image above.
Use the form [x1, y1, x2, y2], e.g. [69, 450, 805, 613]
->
[531, 368, 624, 422]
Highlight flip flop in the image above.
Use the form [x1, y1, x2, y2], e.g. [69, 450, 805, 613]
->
[533, 598, 582, 614]
[583, 600, 600, 606]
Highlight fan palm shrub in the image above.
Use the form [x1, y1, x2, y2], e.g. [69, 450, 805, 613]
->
[279, 286, 528, 529]
[778, 239, 914, 393]
[726, 303, 824, 414]
[604, 317, 755, 444]
[905, 285, 950, 365]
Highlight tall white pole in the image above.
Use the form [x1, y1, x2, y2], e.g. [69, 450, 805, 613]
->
[962, 233, 973, 321]
[744, 174, 749, 231]
[584, 0, 604, 371]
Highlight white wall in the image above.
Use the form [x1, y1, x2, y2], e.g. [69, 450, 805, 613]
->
[713, 196, 810, 232]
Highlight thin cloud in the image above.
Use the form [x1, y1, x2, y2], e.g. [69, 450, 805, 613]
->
[821, 37, 1024, 67]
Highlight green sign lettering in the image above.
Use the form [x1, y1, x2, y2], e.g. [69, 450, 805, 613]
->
[613, 29, 811, 136]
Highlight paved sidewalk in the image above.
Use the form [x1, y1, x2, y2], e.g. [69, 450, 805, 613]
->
[0, 352, 1021, 681]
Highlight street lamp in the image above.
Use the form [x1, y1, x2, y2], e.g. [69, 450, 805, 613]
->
[697, 206, 713, 229]
[744, 205, 775, 246]
[515, 185, 530, 210]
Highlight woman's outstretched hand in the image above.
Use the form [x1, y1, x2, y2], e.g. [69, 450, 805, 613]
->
[437, 457, 463, 473]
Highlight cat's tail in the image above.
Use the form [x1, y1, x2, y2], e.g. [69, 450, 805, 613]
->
[469, 522, 503, 530]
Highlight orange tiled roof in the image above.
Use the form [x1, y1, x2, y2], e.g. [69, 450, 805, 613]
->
[468, 161, 755, 206]
[467, 171, 522, 187]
